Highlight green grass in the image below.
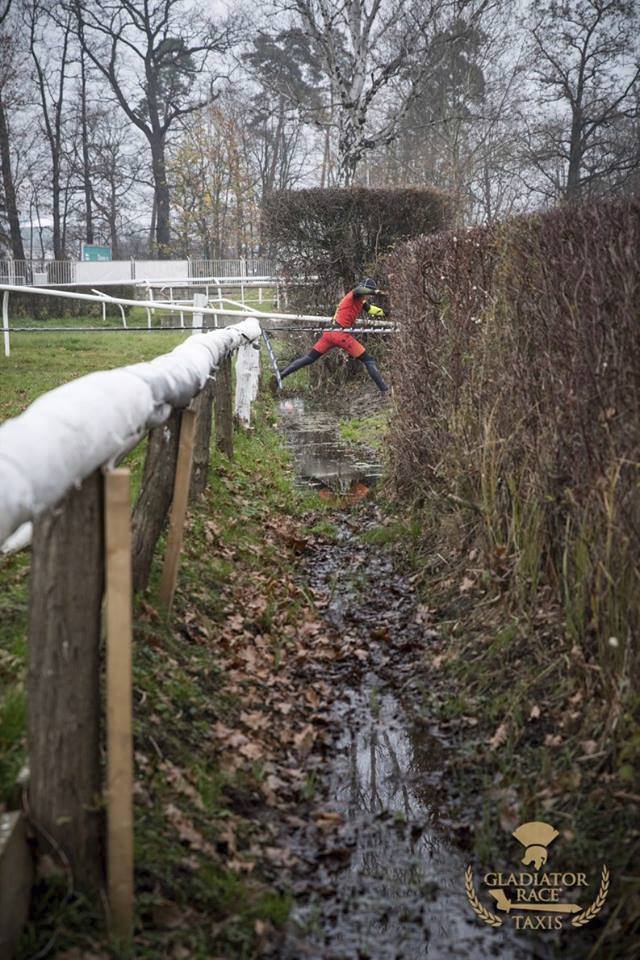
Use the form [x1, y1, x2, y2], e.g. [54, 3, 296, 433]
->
[338, 411, 388, 451]
[1, 316, 190, 422]
[1, 322, 188, 806]
[1, 318, 325, 956]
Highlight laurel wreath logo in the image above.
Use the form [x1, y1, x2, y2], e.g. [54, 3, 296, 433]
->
[571, 865, 610, 926]
[465, 865, 503, 927]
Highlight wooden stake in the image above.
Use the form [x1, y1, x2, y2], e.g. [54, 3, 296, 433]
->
[190, 378, 216, 501]
[131, 410, 180, 594]
[27, 471, 104, 891]
[159, 408, 197, 610]
[214, 355, 233, 457]
[104, 468, 134, 943]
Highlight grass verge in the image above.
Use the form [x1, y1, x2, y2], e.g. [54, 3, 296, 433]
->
[16, 397, 330, 958]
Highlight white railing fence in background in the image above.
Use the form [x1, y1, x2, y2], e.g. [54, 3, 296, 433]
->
[0, 283, 337, 357]
[190, 258, 274, 278]
[0, 257, 276, 287]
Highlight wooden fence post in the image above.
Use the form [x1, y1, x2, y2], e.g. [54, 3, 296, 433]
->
[27, 471, 104, 890]
[214, 355, 234, 457]
[104, 469, 134, 943]
[189, 377, 216, 501]
[131, 410, 180, 593]
[159, 409, 197, 610]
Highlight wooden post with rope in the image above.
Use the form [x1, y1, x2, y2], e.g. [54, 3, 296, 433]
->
[190, 378, 216, 500]
[27, 471, 104, 890]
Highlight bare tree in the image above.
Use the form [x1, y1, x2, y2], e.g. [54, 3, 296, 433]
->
[25, 0, 73, 258]
[264, 0, 490, 185]
[364, 3, 529, 224]
[170, 100, 256, 258]
[72, 0, 237, 252]
[77, 44, 93, 244]
[0, 18, 26, 260]
[89, 109, 146, 257]
[526, 0, 640, 203]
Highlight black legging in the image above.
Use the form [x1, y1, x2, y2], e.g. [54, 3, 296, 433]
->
[281, 350, 389, 393]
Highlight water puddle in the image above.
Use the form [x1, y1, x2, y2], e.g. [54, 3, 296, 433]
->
[278, 397, 547, 960]
[279, 397, 381, 494]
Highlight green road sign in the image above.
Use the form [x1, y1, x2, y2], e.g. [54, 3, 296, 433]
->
[81, 243, 112, 262]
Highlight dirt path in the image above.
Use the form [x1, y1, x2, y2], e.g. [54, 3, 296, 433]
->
[273, 399, 542, 960]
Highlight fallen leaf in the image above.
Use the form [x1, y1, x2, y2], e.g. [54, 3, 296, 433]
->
[239, 741, 264, 761]
[227, 858, 256, 874]
[293, 724, 316, 757]
[488, 723, 508, 750]
[240, 711, 269, 731]
[544, 734, 563, 747]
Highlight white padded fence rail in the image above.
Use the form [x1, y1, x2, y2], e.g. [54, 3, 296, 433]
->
[0, 317, 261, 544]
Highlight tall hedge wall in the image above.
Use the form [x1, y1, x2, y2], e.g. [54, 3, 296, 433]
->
[386, 200, 640, 656]
[263, 187, 451, 312]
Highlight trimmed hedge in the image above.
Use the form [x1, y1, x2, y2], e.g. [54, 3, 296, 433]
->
[386, 200, 640, 657]
[262, 187, 451, 312]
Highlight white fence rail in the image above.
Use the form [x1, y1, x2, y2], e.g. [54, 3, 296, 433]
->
[0, 317, 261, 544]
[0, 257, 275, 287]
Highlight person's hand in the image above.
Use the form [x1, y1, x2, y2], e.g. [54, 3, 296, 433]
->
[367, 304, 385, 319]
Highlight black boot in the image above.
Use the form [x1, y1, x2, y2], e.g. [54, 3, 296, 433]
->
[359, 352, 389, 393]
[281, 349, 322, 379]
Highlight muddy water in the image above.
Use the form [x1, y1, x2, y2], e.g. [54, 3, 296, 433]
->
[279, 397, 382, 492]
[278, 398, 546, 960]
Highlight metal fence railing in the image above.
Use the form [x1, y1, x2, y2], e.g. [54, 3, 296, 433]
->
[0, 258, 276, 287]
[0, 259, 76, 285]
[189, 258, 275, 279]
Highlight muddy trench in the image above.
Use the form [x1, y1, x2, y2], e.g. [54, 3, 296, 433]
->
[274, 397, 545, 960]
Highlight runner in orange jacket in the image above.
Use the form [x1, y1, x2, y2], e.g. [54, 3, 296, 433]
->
[279, 278, 389, 393]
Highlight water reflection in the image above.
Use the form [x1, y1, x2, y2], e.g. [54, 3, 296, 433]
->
[279, 398, 382, 493]
[318, 679, 539, 959]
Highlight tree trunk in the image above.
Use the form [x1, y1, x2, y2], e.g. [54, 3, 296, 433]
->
[132, 411, 181, 593]
[80, 52, 93, 244]
[51, 153, 63, 259]
[0, 101, 26, 261]
[190, 379, 216, 500]
[566, 106, 583, 202]
[150, 135, 171, 253]
[27, 471, 104, 891]
[109, 182, 119, 258]
[149, 193, 157, 250]
[215, 356, 234, 457]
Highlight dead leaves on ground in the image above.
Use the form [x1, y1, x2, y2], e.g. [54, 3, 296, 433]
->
[134, 496, 361, 938]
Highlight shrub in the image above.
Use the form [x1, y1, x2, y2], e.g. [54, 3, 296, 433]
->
[262, 187, 451, 313]
[386, 200, 640, 676]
